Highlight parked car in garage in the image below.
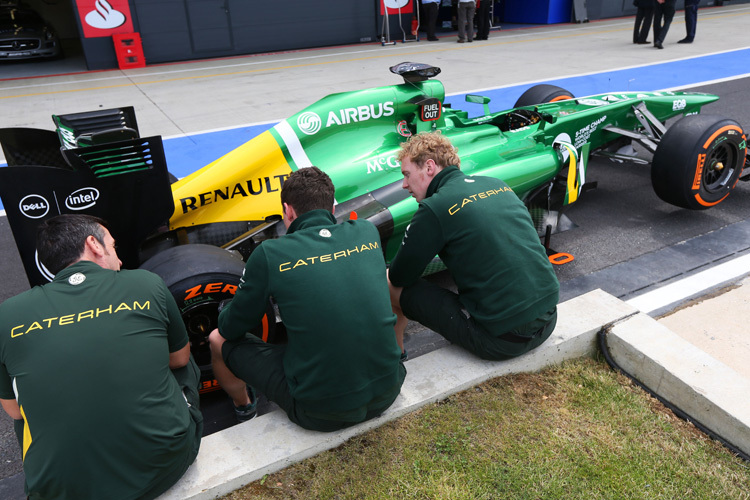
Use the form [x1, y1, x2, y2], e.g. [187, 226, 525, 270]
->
[0, 6, 60, 60]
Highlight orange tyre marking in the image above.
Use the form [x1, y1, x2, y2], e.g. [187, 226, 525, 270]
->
[694, 193, 729, 207]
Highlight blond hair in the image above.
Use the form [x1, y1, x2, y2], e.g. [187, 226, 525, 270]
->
[397, 131, 460, 170]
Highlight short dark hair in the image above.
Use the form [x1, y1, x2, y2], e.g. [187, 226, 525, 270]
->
[36, 214, 110, 274]
[280, 167, 335, 215]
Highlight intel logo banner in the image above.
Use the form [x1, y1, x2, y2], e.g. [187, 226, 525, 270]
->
[65, 187, 100, 210]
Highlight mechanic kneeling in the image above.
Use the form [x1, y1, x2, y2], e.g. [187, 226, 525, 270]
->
[209, 167, 406, 432]
[388, 132, 559, 360]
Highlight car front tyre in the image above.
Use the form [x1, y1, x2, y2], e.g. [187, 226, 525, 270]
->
[651, 115, 747, 210]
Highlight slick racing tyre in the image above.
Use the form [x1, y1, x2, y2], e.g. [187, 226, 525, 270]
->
[651, 115, 747, 210]
[140, 244, 276, 393]
[514, 84, 574, 107]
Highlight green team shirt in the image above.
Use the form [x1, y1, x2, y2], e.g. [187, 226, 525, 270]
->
[390, 166, 559, 333]
[218, 209, 403, 413]
[0, 261, 196, 500]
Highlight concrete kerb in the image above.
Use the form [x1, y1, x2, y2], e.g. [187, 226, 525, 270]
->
[607, 313, 750, 458]
[157, 289, 638, 500]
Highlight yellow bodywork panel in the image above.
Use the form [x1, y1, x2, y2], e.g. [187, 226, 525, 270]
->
[169, 130, 292, 228]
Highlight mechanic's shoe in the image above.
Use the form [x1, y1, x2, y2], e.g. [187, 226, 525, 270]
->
[427, 36, 439, 41]
[457, 38, 465, 43]
[677, 38, 693, 44]
[468, 39, 473, 42]
[637, 40, 650, 44]
[654, 41, 664, 49]
[234, 386, 258, 423]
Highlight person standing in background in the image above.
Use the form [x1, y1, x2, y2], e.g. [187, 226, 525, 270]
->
[456, 0, 476, 43]
[475, 0, 491, 40]
[679, 0, 699, 43]
[421, 0, 441, 41]
[652, 0, 676, 49]
[633, 0, 654, 44]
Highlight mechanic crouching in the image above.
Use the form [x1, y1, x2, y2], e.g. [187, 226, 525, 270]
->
[388, 132, 559, 360]
[0, 214, 202, 500]
[209, 167, 406, 431]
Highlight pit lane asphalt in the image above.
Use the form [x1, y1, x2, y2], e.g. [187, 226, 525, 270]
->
[1, 5, 750, 496]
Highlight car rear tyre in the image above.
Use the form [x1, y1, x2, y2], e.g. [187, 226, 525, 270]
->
[651, 115, 746, 210]
[514, 84, 574, 107]
[140, 244, 276, 392]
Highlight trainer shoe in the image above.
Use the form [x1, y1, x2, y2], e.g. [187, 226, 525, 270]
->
[234, 385, 258, 423]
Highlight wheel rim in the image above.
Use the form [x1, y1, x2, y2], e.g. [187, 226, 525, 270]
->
[182, 301, 220, 367]
[703, 141, 738, 193]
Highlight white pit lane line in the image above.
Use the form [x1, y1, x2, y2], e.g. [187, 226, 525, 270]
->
[626, 253, 750, 315]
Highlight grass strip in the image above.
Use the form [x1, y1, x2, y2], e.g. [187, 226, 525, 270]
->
[222, 356, 750, 500]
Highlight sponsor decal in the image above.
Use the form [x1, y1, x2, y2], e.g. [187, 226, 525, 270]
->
[35, 251, 55, 282]
[672, 99, 687, 111]
[297, 112, 322, 135]
[574, 116, 606, 148]
[297, 102, 395, 135]
[180, 174, 288, 213]
[420, 99, 442, 122]
[448, 187, 515, 216]
[692, 153, 706, 190]
[278, 242, 380, 272]
[65, 187, 100, 210]
[381, 0, 413, 15]
[325, 102, 395, 127]
[75, 0, 133, 38]
[366, 154, 400, 174]
[200, 379, 221, 392]
[184, 282, 238, 301]
[577, 98, 608, 107]
[397, 120, 412, 137]
[508, 126, 530, 133]
[19, 194, 50, 219]
[10, 300, 151, 338]
[319, 229, 332, 238]
[68, 273, 86, 285]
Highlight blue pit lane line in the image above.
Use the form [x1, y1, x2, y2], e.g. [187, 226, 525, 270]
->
[1, 47, 749, 214]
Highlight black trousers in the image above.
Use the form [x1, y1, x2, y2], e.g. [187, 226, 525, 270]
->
[476, 0, 491, 39]
[424, 2, 439, 40]
[633, 5, 654, 43]
[400, 278, 557, 361]
[684, 1, 698, 41]
[653, 0, 676, 45]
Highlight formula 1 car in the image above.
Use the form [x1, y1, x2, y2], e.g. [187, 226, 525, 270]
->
[1, 62, 748, 392]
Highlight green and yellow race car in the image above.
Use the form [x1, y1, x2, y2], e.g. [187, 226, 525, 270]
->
[1, 62, 747, 391]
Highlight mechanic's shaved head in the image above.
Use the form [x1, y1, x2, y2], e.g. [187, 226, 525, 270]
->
[36, 214, 111, 274]
[397, 131, 460, 170]
[281, 166, 335, 215]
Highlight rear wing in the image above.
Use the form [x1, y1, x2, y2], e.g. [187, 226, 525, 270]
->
[52, 106, 140, 149]
[0, 136, 174, 286]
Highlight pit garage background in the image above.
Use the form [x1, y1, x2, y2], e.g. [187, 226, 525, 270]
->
[13, 0, 750, 70]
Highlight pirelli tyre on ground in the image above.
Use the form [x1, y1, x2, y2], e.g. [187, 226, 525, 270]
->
[140, 244, 276, 393]
[651, 115, 747, 210]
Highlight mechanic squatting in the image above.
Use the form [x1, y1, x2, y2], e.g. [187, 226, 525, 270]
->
[9, 300, 151, 338]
